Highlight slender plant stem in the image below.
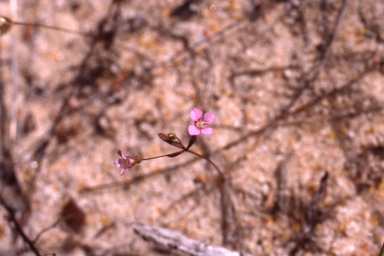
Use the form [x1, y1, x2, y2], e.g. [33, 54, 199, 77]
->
[13, 21, 89, 37]
[186, 149, 224, 176]
[174, 136, 185, 148]
[141, 150, 185, 161]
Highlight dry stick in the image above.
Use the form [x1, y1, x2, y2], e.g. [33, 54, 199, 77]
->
[133, 223, 254, 256]
[0, 195, 41, 256]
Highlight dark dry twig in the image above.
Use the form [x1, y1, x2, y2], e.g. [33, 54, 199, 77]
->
[32, 218, 62, 244]
[0, 194, 41, 256]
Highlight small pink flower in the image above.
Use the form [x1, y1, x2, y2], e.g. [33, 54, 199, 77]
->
[188, 108, 216, 135]
[114, 150, 133, 176]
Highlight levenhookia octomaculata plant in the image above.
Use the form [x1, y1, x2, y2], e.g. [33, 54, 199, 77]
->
[114, 108, 216, 176]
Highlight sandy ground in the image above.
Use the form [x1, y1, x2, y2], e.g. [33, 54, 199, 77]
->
[0, 0, 384, 255]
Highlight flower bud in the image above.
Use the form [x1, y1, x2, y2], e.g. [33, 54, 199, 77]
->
[167, 133, 177, 140]
[0, 16, 13, 36]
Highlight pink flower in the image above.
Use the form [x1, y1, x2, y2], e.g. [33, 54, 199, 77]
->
[114, 150, 133, 176]
[188, 108, 216, 135]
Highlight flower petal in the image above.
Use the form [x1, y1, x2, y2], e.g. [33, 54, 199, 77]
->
[114, 158, 130, 169]
[188, 124, 201, 135]
[120, 169, 126, 176]
[201, 128, 213, 135]
[114, 159, 120, 168]
[117, 150, 127, 159]
[202, 112, 215, 123]
[190, 108, 202, 122]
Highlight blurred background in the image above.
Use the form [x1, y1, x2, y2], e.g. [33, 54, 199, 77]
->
[0, 0, 384, 255]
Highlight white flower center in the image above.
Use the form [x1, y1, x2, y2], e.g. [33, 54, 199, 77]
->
[195, 119, 209, 129]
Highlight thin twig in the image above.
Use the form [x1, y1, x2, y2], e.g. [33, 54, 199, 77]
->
[0, 194, 41, 256]
[32, 218, 62, 244]
[12, 21, 90, 37]
[309, 0, 349, 81]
